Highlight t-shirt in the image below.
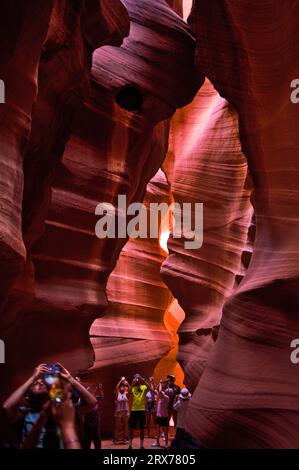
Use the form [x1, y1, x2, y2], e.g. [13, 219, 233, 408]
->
[173, 398, 189, 429]
[115, 392, 129, 413]
[21, 409, 46, 448]
[166, 384, 181, 409]
[20, 406, 62, 449]
[157, 393, 169, 418]
[131, 385, 147, 411]
[146, 391, 153, 402]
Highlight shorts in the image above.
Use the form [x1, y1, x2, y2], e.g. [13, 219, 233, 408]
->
[146, 401, 157, 413]
[115, 410, 130, 419]
[129, 411, 146, 429]
[156, 416, 169, 427]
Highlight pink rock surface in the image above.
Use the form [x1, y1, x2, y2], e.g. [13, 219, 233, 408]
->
[85, 170, 173, 434]
[0, 0, 130, 396]
[0, 1, 54, 307]
[186, 0, 299, 448]
[0, 0, 200, 407]
[161, 79, 252, 390]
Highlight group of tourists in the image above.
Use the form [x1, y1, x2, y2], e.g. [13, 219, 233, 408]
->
[113, 373, 192, 449]
[0, 363, 195, 449]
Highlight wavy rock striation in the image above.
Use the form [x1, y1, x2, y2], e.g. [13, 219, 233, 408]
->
[161, 79, 252, 391]
[186, 0, 299, 448]
[0, 1, 54, 308]
[0, 0, 200, 401]
[85, 170, 173, 434]
[0, 0, 130, 394]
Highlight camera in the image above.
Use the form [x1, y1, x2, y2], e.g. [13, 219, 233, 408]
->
[44, 365, 63, 404]
[43, 364, 61, 386]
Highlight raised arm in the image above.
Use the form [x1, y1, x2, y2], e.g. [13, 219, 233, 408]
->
[96, 383, 104, 400]
[114, 377, 125, 395]
[51, 384, 81, 449]
[3, 364, 49, 421]
[149, 377, 156, 391]
[157, 379, 163, 397]
[128, 378, 137, 396]
[141, 377, 150, 390]
[56, 363, 97, 406]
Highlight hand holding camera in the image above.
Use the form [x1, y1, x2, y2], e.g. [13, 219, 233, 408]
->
[32, 364, 50, 381]
[50, 384, 75, 426]
[43, 364, 63, 404]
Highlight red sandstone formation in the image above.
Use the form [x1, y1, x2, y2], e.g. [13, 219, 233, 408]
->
[161, 79, 252, 391]
[0, 1, 54, 309]
[186, 0, 299, 448]
[0, 0, 130, 395]
[23, 0, 130, 254]
[0, 0, 200, 404]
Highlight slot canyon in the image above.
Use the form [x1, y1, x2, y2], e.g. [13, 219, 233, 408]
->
[1, 0, 299, 449]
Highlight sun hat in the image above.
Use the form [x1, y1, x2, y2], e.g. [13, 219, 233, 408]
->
[179, 388, 192, 399]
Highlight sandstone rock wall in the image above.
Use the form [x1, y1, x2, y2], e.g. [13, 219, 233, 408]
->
[161, 79, 252, 390]
[186, 0, 299, 448]
[0, 0, 130, 396]
[0, 0, 200, 404]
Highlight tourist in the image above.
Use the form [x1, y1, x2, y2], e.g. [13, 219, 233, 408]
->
[145, 377, 157, 438]
[151, 380, 170, 448]
[3, 364, 58, 448]
[82, 383, 104, 450]
[165, 374, 181, 431]
[48, 383, 81, 449]
[114, 377, 130, 443]
[128, 374, 148, 449]
[171, 387, 200, 448]
[2, 363, 97, 448]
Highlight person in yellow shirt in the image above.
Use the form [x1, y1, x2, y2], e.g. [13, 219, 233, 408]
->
[128, 374, 149, 449]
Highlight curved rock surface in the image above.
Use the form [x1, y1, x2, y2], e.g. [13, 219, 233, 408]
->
[0, 0, 130, 396]
[161, 78, 252, 391]
[85, 170, 173, 434]
[0, 1, 54, 308]
[0, 0, 200, 402]
[186, 0, 299, 448]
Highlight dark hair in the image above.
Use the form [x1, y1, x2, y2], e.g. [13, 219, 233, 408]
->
[26, 388, 48, 411]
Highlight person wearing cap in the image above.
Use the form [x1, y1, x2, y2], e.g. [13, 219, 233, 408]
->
[127, 374, 149, 449]
[172, 387, 192, 444]
[165, 375, 181, 432]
